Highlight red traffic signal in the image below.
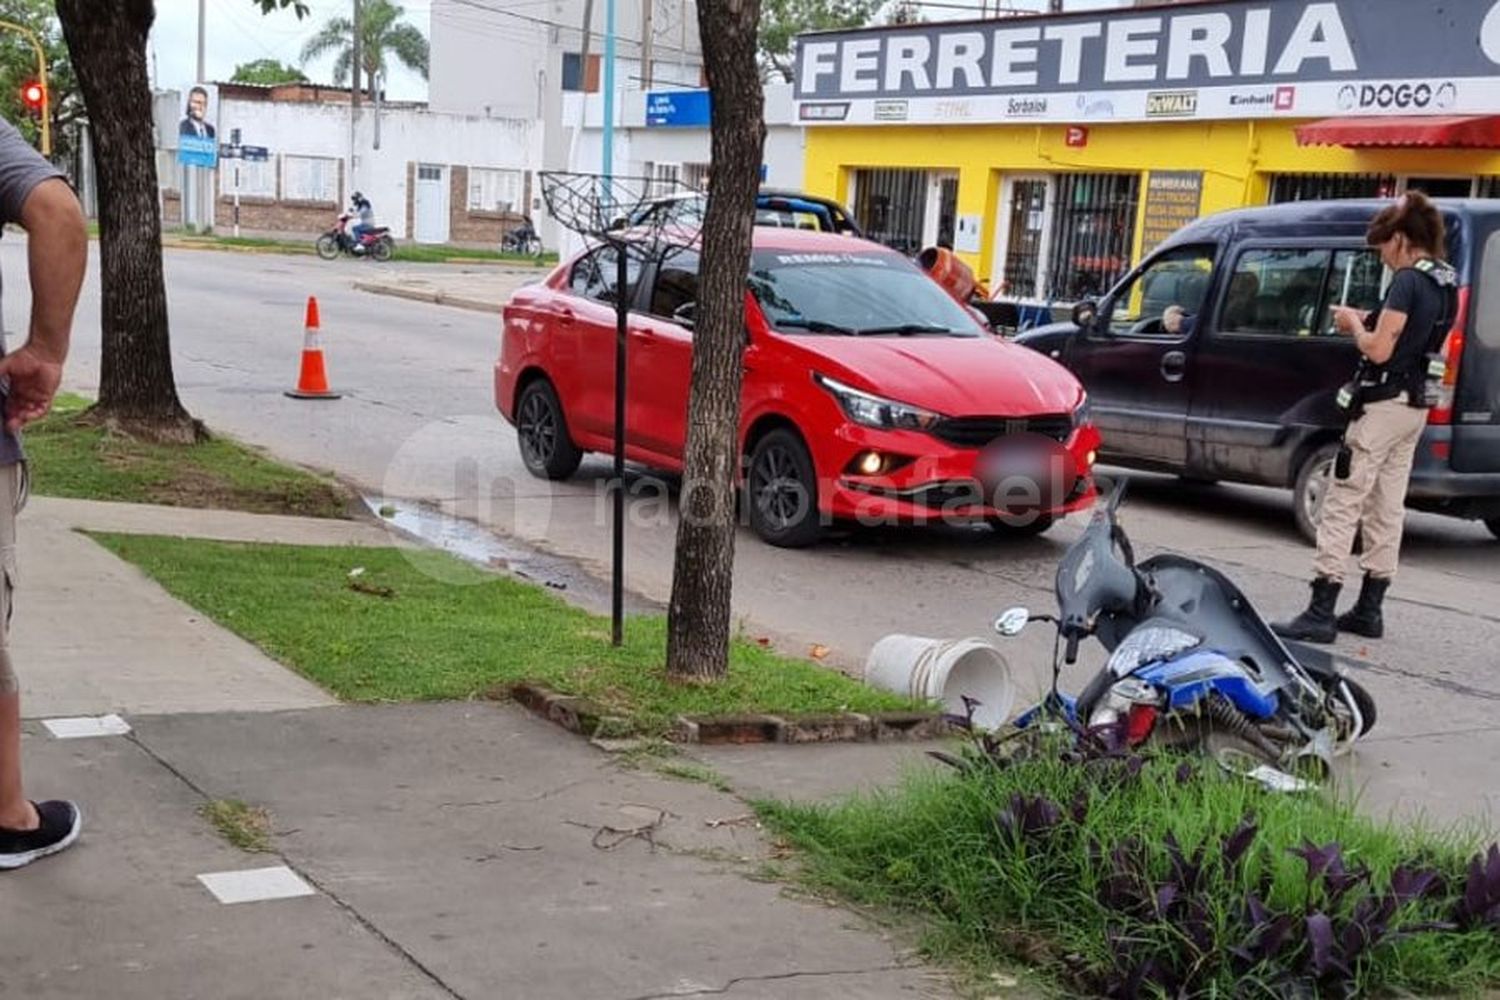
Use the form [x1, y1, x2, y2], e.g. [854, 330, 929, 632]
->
[20, 82, 44, 111]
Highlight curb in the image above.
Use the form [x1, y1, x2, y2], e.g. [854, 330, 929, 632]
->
[352, 282, 502, 315]
[501, 681, 955, 746]
[162, 240, 317, 257]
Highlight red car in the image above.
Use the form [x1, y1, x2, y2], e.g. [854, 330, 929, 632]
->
[495, 229, 1101, 547]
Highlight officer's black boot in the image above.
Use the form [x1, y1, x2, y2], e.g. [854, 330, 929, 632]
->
[1336, 574, 1389, 639]
[1272, 577, 1342, 644]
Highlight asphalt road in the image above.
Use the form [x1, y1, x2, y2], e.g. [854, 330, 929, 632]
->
[11, 241, 1500, 830]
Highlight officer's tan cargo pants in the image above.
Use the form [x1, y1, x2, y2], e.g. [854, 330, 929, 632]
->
[1313, 396, 1429, 583]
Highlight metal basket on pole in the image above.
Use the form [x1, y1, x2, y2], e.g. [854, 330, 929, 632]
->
[538, 170, 703, 646]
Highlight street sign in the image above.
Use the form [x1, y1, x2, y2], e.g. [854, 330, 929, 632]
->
[646, 89, 711, 127]
[218, 144, 269, 162]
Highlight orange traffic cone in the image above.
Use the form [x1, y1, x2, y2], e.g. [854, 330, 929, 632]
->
[285, 296, 341, 400]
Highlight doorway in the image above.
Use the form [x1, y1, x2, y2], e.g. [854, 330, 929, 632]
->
[414, 163, 450, 244]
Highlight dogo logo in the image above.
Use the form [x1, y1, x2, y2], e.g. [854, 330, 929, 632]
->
[1342, 81, 1456, 111]
[1484, 0, 1500, 65]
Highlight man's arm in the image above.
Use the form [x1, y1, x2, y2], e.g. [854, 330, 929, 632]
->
[0, 179, 86, 432]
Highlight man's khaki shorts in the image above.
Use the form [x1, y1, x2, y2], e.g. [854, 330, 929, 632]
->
[0, 461, 26, 696]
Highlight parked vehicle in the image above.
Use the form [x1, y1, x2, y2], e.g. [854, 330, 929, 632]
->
[1017, 199, 1500, 542]
[315, 213, 394, 262]
[501, 216, 543, 257]
[992, 481, 1376, 783]
[618, 189, 864, 237]
[495, 229, 1100, 546]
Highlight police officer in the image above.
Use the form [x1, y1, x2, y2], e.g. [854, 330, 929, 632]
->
[1274, 191, 1457, 644]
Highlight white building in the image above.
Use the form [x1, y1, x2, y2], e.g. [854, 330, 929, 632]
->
[155, 82, 541, 244]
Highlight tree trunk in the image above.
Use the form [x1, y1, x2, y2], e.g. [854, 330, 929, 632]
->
[665, 0, 765, 681]
[57, 0, 199, 443]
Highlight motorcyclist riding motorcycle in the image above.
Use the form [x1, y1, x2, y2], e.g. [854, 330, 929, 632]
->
[349, 191, 376, 253]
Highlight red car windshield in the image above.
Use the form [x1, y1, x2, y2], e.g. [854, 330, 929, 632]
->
[749, 249, 982, 337]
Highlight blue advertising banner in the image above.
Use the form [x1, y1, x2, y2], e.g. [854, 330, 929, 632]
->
[176, 82, 220, 167]
[646, 89, 712, 127]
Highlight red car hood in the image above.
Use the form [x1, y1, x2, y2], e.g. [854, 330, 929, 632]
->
[790, 335, 1083, 417]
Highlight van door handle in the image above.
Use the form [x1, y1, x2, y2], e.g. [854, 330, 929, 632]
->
[1160, 350, 1187, 383]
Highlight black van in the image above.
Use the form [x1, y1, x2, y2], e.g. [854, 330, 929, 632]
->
[1016, 199, 1500, 542]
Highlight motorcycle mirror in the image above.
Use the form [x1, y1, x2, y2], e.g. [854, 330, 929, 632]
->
[993, 607, 1030, 637]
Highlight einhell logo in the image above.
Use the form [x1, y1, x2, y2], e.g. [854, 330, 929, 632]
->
[1146, 90, 1198, 117]
[1274, 86, 1296, 111]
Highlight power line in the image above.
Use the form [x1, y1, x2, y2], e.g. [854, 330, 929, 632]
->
[444, 0, 699, 58]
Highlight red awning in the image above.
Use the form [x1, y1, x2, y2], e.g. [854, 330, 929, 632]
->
[1295, 116, 1500, 149]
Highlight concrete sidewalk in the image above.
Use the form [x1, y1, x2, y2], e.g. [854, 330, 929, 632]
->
[3, 498, 960, 999]
[352, 265, 541, 314]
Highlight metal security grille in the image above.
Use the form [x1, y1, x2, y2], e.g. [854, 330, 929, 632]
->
[1476, 177, 1500, 198]
[1002, 179, 1048, 298]
[1043, 173, 1141, 302]
[853, 168, 927, 255]
[1269, 173, 1397, 203]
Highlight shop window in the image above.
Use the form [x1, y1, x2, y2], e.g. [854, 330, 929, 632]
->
[651, 162, 682, 198]
[468, 167, 524, 214]
[1405, 177, 1473, 199]
[1000, 179, 1048, 299]
[1475, 177, 1500, 199]
[1269, 173, 1397, 203]
[853, 168, 928, 256]
[935, 176, 958, 249]
[1106, 244, 1215, 338]
[220, 156, 277, 198]
[1044, 173, 1141, 302]
[283, 155, 339, 203]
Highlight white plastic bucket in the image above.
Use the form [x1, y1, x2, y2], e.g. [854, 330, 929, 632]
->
[864, 635, 1016, 730]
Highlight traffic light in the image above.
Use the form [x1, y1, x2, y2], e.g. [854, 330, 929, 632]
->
[20, 82, 43, 114]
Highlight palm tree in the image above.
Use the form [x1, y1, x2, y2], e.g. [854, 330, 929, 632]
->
[300, 0, 429, 98]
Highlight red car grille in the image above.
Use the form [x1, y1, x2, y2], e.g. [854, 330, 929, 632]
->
[931, 414, 1072, 448]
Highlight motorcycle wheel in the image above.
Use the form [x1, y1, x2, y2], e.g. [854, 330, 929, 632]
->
[371, 237, 394, 263]
[315, 234, 340, 260]
[525, 236, 543, 257]
[1338, 677, 1377, 738]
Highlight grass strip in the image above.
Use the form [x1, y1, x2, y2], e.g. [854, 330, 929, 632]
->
[168, 232, 556, 266]
[24, 394, 350, 518]
[759, 748, 1500, 996]
[199, 799, 273, 853]
[89, 534, 920, 734]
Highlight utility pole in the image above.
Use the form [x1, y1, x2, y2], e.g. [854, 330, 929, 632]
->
[188, 0, 207, 232]
[349, 0, 361, 200]
[641, 0, 653, 91]
[580, 0, 593, 91]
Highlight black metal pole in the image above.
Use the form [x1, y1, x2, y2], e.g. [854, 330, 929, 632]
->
[612, 243, 628, 646]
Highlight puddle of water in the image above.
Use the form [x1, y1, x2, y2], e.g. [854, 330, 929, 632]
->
[361, 495, 654, 615]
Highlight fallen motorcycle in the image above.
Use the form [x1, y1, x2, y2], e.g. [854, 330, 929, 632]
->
[315, 213, 394, 262]
[989, 481, 1375, 787]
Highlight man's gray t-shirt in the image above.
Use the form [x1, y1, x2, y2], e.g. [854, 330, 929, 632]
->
[0, 116, 67, 466]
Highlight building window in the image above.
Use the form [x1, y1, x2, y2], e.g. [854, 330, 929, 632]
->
[1000, 179, 1048, 299]
[220, 156, 276, 198]
[1478, 177, 1500, 199]
[562, 52, 583, 91]
[468, 167, 524, 214]
[682, 162, 710, 191]
[282, 155, 339, 203]
[852, 168, 928, 256]
[1043, 173, 1141, 302]
[1269, 173, 1397, 203]
[651, 162, 681, 198]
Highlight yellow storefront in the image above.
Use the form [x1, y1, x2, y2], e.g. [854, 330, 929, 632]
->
[792, 0, 1500, 309]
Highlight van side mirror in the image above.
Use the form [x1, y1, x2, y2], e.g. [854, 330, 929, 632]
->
[1071, 300, 1099, 330]
[672, 301, 697, 330]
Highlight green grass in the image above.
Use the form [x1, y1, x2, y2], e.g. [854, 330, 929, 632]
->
[168, 230, 556, 266]
[199, 799, 273, 853]
[24, 394, 350, 518]
[759, 748, 1500, 996]
[88, 535, 920, 733]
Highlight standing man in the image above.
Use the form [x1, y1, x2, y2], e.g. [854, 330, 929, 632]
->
[0, 118, 89, 868]
[179, 86, 216, 139]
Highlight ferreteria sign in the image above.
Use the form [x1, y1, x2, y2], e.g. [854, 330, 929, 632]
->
[794, 0, 1500, 126]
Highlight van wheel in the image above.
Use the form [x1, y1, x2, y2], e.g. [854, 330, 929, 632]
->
[745, 429, 821, 547]
[1293, 443, 1341, 545]
[1486, 517, 1500, 541]
[516, 378, 582, 480]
